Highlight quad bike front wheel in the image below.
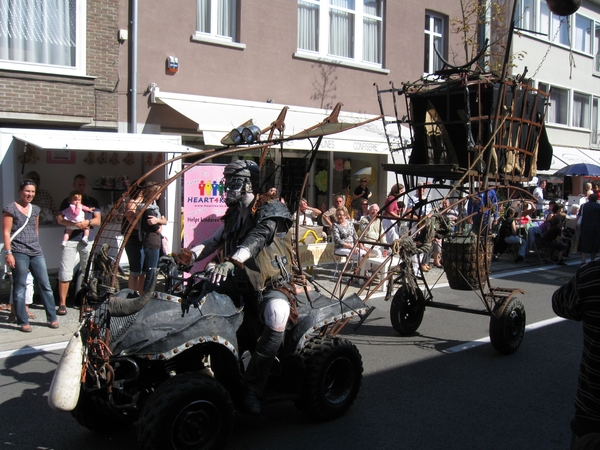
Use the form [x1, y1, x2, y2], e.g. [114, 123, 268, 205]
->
[390, 286, 426, 335]
[71, 387, 138, 433]
[489, 298, 526, 355]
[138, 373, 234, 450]
[296, 336, 363, 421]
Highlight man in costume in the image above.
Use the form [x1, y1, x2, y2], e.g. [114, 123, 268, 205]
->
[190, 160, 294, 415]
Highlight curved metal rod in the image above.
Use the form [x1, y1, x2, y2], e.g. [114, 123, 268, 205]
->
[434, 39, 489, 71]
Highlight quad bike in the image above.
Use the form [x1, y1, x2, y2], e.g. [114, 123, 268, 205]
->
[48, 255, 368, 450]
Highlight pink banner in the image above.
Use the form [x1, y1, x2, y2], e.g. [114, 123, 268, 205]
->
[183, 164, 227, 270]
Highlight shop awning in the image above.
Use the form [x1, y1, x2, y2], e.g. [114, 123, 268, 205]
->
[151, 89, 408, 154]
[552, 146, 600, 166]
[537, 146, 600, 177]
[10, 130, 193, 154]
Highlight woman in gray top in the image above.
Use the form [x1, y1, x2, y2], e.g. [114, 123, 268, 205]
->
[2, 179, 58, 332]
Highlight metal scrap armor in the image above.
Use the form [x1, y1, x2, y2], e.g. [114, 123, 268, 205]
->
[241, 199, 294, 292]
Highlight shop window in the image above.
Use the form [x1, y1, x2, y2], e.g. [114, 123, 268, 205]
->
[0, 0, 86, 76]
[195, 0, 238, 43]
[424, 11, 446, 75]
[297, 0, 383, 67]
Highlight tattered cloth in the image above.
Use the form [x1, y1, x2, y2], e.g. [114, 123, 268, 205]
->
[390, 213, 449, 295]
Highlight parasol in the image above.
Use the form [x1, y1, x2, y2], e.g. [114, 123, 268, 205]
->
[553, 163, 600, 177]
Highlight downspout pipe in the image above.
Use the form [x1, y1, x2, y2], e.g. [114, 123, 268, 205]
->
[128, 0, 138, 133]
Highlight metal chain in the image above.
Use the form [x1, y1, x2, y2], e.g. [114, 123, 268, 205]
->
[531, 20, 564, 80]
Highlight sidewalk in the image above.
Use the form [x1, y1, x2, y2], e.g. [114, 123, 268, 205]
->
[0, 252, 578, 357]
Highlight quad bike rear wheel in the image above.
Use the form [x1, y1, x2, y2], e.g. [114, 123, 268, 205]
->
[296, 336, 363, 421]
[71, 387, 137, 433]
[138, 373, 234, 450]
[489, 298, 526, 355]
[390, 286, 426, 335]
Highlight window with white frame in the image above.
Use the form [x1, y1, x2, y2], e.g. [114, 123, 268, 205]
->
[517, 0, 574, 46]
[574, 14, 592, 54]
[572, 91, 590, 129]
[0, 0, 86, 76]
[550, 10, 570, 45]
[595, 23, 600, 72]
[592, 97, 600, 146]
[297, 0, 383, 66]
[424, 11, 446, 74]
[196, 0, 237, 42]
[516, 0, 535, 31]
[539, 82, 568, 125]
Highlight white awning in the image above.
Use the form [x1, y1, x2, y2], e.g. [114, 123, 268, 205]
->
[10, 130, 194, 154]
[151, 90, 407, 154]
[537, 146, 600, 177]
[553, 146, 599, 166]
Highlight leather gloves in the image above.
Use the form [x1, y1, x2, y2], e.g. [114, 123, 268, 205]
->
[207, 261, 235, 285]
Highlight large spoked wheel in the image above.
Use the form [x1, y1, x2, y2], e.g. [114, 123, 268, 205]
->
[296, 336, 363, 421]
[138, 373, 234, 450]
[489, 298, 526, 355]
[71, 387, 138, 433]
[390, 286, 426, 335]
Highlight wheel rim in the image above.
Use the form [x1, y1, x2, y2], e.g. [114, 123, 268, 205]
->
[170, 400, 220, 450]
[507, 307, 524, 338]
[323, 356, 354, 405]
[401, 297, 418, 324]
[399, 292, 421, 326]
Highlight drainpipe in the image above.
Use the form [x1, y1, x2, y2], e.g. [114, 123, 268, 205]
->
[128, 0, 138, 133]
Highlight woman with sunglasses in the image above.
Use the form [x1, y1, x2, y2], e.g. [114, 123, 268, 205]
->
[351, 178, 372, 211]
[354, 199, 370, 221]
[2, 179, 59, 332]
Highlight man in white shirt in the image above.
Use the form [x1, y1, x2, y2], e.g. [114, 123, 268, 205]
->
[533, 179, 546, 217]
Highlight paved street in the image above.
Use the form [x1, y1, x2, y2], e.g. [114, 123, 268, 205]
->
[0, 257, 585, 449]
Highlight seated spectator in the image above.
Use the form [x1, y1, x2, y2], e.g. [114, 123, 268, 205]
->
[332, 206, 366, 259]
[501, 207, 528, 263]
[359, 203, 383, 257]
[293, 198, 322, 226]
[542, 215, 568, 266]
[544, 200, 557, 219]
[322, 195, 346, 229]
[354, 200, 370, 222]
[567, 204, 580, 218]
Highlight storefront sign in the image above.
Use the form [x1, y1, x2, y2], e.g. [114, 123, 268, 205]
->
[46, 150, 76, 164]
[183, 164, 227, 270]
